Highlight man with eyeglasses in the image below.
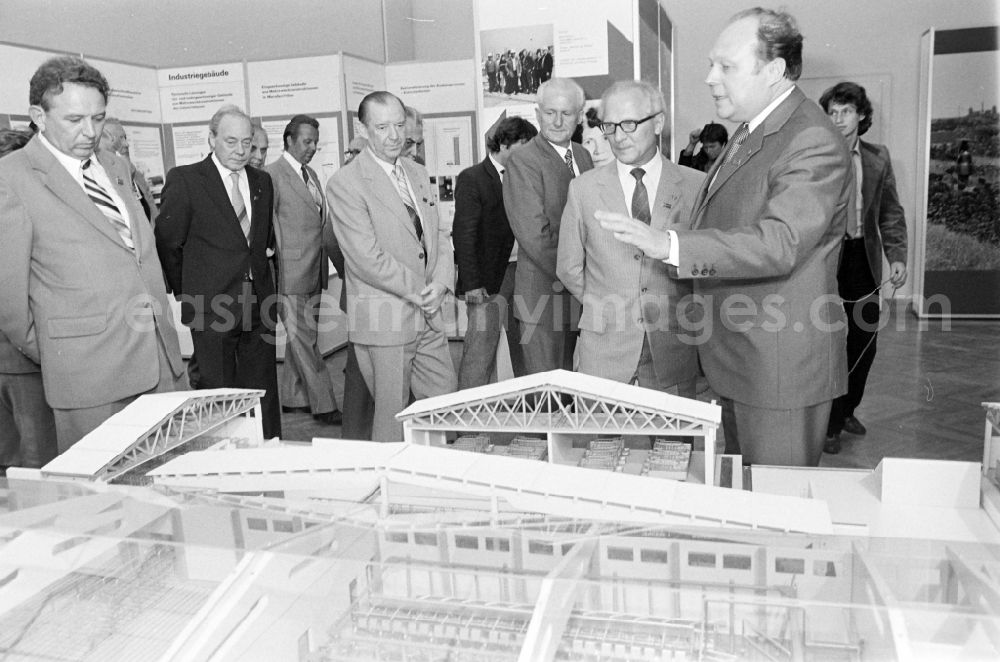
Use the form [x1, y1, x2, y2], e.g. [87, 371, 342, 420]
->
[503, 77, 593, 375]
[599, 9, 851, 468]
[558, 80, 703, 395]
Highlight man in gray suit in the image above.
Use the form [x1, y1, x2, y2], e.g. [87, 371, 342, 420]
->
[266, 114, 342, 426]
[0, 56, 186, 449]
[327, 91, 456, 442]
[600, 9, 850, 467]
[504, 77, 593, 374]
[558, 81, 703, 395]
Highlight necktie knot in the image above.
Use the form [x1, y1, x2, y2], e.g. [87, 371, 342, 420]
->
[630, 167, 645, 183]
[82, 158, 93, 170]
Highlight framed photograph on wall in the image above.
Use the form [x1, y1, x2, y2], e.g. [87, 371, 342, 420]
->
[915, 26, 1000, 318]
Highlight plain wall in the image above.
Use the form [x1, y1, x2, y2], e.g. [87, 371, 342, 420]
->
[663, 0, 1000, 298]
[0, 0, 387, 66]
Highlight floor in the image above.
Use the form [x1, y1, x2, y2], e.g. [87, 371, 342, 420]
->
[280, 305, 1000, 471]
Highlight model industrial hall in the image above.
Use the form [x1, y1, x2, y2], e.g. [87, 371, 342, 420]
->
[0, 1, 997, 660]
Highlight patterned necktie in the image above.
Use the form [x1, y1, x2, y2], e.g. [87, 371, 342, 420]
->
[722, 123, 749, 167]
[82, 159, 134, 251]
[393, 162, 423, 241]
[564, 148, 575, 178]
[302, 165, 322, 210]
[230, 171, 251, 242]
[631, 168, 651, 225]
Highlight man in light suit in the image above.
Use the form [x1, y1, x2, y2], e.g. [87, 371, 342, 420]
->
[0, 56, 186, 450]
[504, 77, 593, 374]
[100, 118, 157, 224]
[266, 114, 342, 426]
[820, 82, 908, 453]
[327, 91, 456, 442]
[600, 8, 851, 467]
[156, 104, 281, 439]
[558, 81, 703, 395]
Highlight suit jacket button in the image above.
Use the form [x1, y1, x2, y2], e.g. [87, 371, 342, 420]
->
[418, 252, 425, 260]
[634, 254, 641, 260]
[691, 268, 699, 276]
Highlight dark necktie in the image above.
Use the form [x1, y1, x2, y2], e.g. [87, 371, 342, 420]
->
[631, 167, 651, 225]
[564, 148, 575, 178]
[393, 162, 423, 241]
[82, 159, 134, 251]
[300, 164, 309, 184]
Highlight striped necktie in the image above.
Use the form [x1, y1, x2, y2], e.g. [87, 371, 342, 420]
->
[230, 171, 251, 242]
[82, 159, 134, 251]
[564, 148, 575, 178]
[302, 165, 323, 210]
[393, 162, 423, 241]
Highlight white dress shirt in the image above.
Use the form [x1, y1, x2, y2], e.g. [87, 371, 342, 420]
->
[548, 140, 580, 176]
[38, 134, 133, 230]
[616, 149, 663, 212]
[212, 154, 252, 225]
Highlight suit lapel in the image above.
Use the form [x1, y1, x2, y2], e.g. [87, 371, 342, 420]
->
[278, 156, 317, 208]
[483, 157, 502, 200]
[860, 141, 881, 223]
[196, 156, 248, 245]
[96, 148, 146, 254]
[595, 163, 627, 217]
[651, 157, 684, 231]
[694, 86, 806, 225]
[247, 166, 268, 247]
[358, 150, 420, 243]
[26, 139, 132, 252]
[401, 157, 435, 256]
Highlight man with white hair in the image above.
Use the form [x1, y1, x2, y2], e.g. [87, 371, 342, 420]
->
[503, 77, 593, 374]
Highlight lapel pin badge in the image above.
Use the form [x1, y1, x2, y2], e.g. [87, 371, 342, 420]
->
[116, 177, 125, 186]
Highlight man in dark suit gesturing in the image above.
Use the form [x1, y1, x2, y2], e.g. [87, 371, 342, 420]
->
[504, 77, 593, 374]
[156, 105, 281, 438]
[600, 8, 851, 467]
[454, 116, 537, 388]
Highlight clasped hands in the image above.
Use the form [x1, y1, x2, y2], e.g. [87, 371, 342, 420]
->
[406, 282, 449, 316]
[596, 210, 671, 259]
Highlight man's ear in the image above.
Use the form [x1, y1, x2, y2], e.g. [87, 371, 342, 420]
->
[28, 105, 45, 131]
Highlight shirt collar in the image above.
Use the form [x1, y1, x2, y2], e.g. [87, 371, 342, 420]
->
[212, 153, 244, 182]
[38, 132, 91, 173]
[367, 146, 398, 177]
[547, 140, 572, 157]
[488, 153, 504, 176]
[747, 85, 795, 134]
[851, 139, 861, 156]
[282, 151, 304, 170]
[616, 149, 662, 181]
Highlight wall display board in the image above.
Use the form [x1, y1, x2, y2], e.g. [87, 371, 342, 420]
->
[342, 54, 386, 144]
[915, 26, 1000, 318]
[0, 43, 64, 117]
[247, 55, 345, 186]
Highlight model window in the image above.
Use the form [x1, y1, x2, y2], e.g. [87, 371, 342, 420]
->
[775, 557, 805, 574]
[273, 519, 294, 533]
[814, 560, 837, 577]
[485, 537, 511, 552]
[455, 535, 479, 549]
[414, 532, 438, 546]
[528, 540, 554, 555]
[723, 554, 752, 570]
[247, 517, 268, 531]
[607, 546, 634, 561]
[688, 552, 716, 568]
[640, 549, 669, 564]
[386, 531, 409, 543]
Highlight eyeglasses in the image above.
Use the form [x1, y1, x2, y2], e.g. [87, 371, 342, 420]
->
[599, 112, 662, 136]
[344, 149, 361, 157]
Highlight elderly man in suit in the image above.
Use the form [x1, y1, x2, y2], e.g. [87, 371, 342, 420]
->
[820, 82, 908, 453]
[248, 122, 270, 169]
[0, 56, 186, 450]
[558, 81, 704, 395]
[266, 114, 342, 426]
[100, 118, 156, 223]
[504, 77, 593, 375]
[156, 104, 281, 438]
[454, 116, 537, 389]
[327, 91, 456, 442]
[600, 8, 851, 467]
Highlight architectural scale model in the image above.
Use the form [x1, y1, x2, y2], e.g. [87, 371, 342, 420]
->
[0, 381, 998, 661]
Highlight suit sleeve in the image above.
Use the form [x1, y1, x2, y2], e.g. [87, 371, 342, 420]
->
[430, 216, 454, 293]
[327, 173, 421, 302]
[556, 179, 586, 299]
[503, 151, 559, 281]
[675, 125, 849, 279]
[876, 146, 908, 265]
[154, 167, 193, 294]
[0, 176, 39, 361]
[452, 168, 483, 292]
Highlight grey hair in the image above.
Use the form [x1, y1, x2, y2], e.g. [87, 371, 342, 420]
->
[536, 77, 585, 109]
[208, 104, 251, 135]
[600, 80, 664, 116]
